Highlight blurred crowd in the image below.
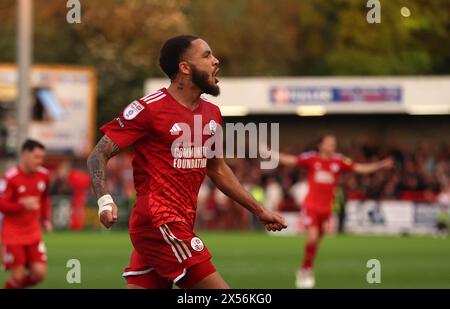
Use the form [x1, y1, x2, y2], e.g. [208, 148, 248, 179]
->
[341, 141, 450, 204]
[38, 139, 449, 231]
[97, 140, 450, 230]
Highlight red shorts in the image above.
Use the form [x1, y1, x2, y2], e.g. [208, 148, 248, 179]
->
[303, 208, 331, 234]
[2, 240, 47, 270]
[124, 221, 216, 289]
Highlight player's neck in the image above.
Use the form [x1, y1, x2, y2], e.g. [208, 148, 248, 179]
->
[320, 152, 333, 159]
[19, 163, 33, 175]
[167, 81, 202, 111]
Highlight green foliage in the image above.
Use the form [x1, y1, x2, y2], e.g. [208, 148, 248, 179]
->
[0, 0, 448, 130]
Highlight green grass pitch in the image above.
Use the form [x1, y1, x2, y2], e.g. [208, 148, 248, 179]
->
[1, 231, 449, 288]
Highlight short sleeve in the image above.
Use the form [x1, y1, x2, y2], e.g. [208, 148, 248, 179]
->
[297, 152, 314, 168]
[0, 177, 13, 199]
[339, 156, 355, 172]
[100, 99, 151, 149]
[0, 176, 25, 214]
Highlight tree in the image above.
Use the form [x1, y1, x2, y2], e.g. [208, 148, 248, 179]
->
[0, 0, 448, 128]
[74, 0, 190, 126]
[187, 0, 301, 76]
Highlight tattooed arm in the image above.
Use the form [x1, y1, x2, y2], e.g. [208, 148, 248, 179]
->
[87, 135, 121, 228]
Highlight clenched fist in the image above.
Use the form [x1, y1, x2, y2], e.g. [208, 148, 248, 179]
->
[256, 208, 288, 232]
[99, 202, 118, 229]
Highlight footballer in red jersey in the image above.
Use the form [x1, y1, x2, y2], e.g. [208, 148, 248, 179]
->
[0, 139, 52, 289]
[87, 35, 287, 289]
[263, 135, 393, 288]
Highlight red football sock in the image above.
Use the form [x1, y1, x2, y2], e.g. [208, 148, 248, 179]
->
[4, 278, 25, 289]
[301, 242, 318, 270]
[23, 274, 41, 288]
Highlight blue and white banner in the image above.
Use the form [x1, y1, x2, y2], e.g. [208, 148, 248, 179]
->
[269, 86, 402, 105]
[145, 77, 450, 115]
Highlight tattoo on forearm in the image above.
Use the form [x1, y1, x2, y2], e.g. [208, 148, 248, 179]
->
[87, 135, 120, 198]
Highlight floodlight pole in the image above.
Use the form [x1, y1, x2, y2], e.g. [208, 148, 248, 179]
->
[16, 0, 33, 157]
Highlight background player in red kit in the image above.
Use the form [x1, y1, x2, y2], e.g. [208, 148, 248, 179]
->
[87, 35, 287, 289]
[263, 135, 393, 288]
[0, 139, 52, 289]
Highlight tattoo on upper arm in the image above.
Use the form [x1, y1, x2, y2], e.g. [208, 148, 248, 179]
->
[97, 135, 121, 159]
[87, 135, 120, 198]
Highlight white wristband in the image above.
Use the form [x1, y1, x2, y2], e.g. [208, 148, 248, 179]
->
[98, 194, 114, 216]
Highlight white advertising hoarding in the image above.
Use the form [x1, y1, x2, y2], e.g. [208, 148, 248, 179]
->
[145, 77, 450, 116]
[346, 200, 446, 235]
[0, 64, 96, 156]
[274, 201, 446, 236]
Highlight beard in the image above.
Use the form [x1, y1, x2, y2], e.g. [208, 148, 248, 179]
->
[191, 65, 220, 97]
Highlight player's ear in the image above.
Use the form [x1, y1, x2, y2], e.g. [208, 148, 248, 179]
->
[178, 61, 191, 76]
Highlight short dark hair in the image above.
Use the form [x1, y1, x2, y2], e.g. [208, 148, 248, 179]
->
[21, 139, 45, 152]
[159, 34, 199, 80]
[308, 133, 335, 151]
[318, 132, 336, 144]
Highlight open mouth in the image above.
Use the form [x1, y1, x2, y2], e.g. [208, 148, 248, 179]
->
[213, 68, 220, 84]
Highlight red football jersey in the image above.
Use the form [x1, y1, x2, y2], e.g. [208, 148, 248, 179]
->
[0, 166, 51, 245]
[297, 151, 354, 212]
[100, 88, 222, 230]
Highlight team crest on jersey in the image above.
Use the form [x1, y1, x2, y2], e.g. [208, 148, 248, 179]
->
[0, 179, 6, 193]
[330, 163, 340, 173]
[209, 120, 217, 136]
[123, 100, 144, 120]
[190, 237, 204, 252]
[37, 180, 46, 192]
[314, 162, 322, 170]
[18, 185, 26, 193]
